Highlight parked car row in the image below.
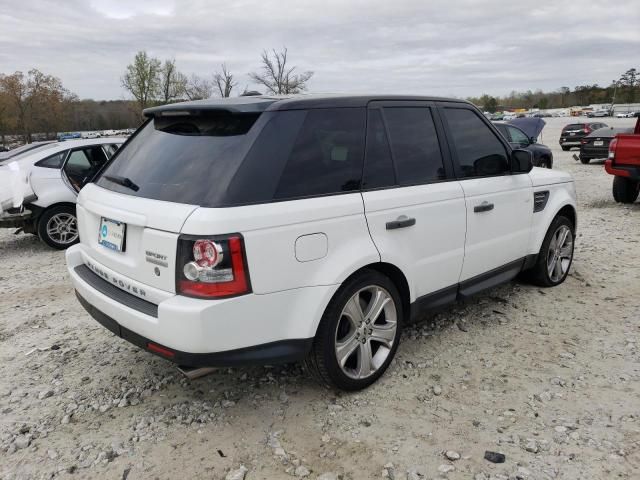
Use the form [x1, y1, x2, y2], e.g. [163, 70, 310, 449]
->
[559, 122, 608, 151]
[61, 94, 577, 390]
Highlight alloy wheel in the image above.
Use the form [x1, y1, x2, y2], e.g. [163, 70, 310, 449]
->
[334, 286, 397, 380]
[546, 225, 573, 283]
[46, 213, 78, 245]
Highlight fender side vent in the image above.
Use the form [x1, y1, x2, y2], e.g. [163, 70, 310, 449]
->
[533, 190, 550, 213]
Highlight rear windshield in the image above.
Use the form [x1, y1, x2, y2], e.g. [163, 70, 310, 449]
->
[563, 124, 585, 131]
[96, 107, 366, 207]
[95, 111, 261, 205]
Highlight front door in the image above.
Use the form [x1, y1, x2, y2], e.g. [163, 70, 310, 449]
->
[438, 104, 533, 287]
[362, 102, 466, 305]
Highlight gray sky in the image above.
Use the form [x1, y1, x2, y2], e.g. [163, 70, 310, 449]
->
[1, 0, 638, 100]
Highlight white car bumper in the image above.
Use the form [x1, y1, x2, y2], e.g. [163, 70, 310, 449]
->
[66, 245, 337, 366]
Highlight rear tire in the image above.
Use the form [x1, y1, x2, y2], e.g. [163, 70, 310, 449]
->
[580, 157, 590, 164]
[305, 270, 403, 391]
[561, 146, 570, 151]
[37, 205, 79, 250]
[526, 215, 575, 287]
[612, 176, 640, 204]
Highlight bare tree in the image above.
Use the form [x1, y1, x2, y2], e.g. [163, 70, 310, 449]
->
[249, 48, 313, 94]
[121, 51, 161, 113]
[213, 64, 237, 98]
[159, 59, 187, 104]
[184, 74, 213, 100]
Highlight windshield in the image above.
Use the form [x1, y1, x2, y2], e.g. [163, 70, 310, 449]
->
[95, 111, 261, 205]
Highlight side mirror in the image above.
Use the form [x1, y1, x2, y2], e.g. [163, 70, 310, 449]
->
[529, 136, 536, 144]
[511, 149, 533, 173]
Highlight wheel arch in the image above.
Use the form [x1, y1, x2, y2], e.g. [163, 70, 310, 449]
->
[37, 202, 77, 226]
[328, 262, 412, 327]
[528, 191, 577, 257]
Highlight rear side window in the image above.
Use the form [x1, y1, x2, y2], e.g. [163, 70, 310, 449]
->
[384, 107, 446, 185]
[273, 108, 365, 199]
[35, 151, 66, 169]
[442, 108, 509, 178]
[96, 112, 261, 205]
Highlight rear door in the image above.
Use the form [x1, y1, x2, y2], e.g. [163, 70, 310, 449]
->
[438, 103, 533, 286]
[362, 101, 466, 303]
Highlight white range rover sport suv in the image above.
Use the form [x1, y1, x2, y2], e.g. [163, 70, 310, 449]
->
[66, 95, 577, 390]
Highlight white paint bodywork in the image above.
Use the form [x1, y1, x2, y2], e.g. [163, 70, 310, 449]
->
[66, 166, 576, 355]
[0, 138, 125, 213]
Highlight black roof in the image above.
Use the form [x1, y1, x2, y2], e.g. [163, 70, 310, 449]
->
[144, 94, 471, 116]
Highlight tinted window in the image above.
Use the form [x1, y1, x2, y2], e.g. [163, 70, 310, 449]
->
[507, 126, 529, 144]
[442, 108, 509, 178]
[96, 112, 261, 205]
[273, 108, 365, 199]
[384, 107, 445, 185]
[363, 109, 395, 189]
[35, 151, 67, 169]
[563, 124, 585, 131]
[494, 123, 510, 141]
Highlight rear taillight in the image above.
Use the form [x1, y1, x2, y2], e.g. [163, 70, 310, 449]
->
[581, 139, 589, 144]
[583, 127, 590, 134]
[176, 234, 251, 298]
[608, 138, 618, 160]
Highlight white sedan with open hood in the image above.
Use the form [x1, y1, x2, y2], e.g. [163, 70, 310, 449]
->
[0, 138, 125, 249]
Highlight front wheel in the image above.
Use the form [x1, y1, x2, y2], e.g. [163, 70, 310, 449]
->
[37, 205, 79, 250]
[612, 176, 640, 203]
[305, 270, 402, 391]
[526, 216, 575, 287]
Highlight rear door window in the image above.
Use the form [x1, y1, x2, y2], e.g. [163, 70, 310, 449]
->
[273, 108, 365, 199]
[362, 109, 395, 189]
[383, 107, 446, 185]
[442, 108, 509, 178]
[65, 146, 110, 191]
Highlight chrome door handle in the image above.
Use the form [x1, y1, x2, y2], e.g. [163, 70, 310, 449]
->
[386, 215, 416, 230]
[474, 202, 494, 213]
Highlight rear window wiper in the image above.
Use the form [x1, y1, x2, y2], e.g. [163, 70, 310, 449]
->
[103, 174, 140, 192]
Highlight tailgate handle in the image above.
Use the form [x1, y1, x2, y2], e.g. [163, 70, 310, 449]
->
[386, 216, 416, 230]
[474, 202, 494, 213]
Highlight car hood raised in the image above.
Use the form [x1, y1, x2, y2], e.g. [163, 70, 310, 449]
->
[508, 117, 546, 139]
[529, 167, 573, 187]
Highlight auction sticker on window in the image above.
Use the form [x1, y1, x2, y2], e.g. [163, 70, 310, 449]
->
[98, 217, 126, 252]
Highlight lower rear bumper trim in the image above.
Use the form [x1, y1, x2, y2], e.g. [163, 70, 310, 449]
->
[75, 291, 313, 367]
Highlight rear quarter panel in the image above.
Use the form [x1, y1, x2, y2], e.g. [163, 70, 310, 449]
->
[181, 194, 380, 295]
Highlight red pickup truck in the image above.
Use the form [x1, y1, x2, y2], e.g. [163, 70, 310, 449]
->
[606, 117, 640, 203]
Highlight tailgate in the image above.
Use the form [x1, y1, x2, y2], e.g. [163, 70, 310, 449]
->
[76, 184, 198, 293]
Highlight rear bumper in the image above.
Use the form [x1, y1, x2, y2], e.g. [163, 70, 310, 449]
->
[0, 209, 33, 228]
[75, 291, 312, 366]
[605, 160, 640, 180]
[579, 148, 608, 161]
[66, 244, 336, 365]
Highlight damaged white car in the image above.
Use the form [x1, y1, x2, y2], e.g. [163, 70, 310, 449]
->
[0, 138, 125, 249]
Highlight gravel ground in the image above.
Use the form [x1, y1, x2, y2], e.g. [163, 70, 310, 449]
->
[1, 117, 639, 480]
